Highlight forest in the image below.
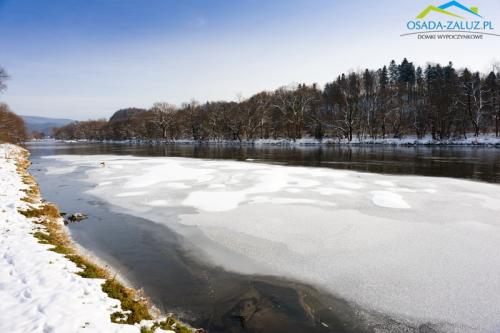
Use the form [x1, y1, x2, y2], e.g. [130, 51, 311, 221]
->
[35, 59, 500, 142]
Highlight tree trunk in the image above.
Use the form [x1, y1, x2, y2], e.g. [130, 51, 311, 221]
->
[496, 113, 499, 137]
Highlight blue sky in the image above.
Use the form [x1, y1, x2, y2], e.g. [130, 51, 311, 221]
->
[1, 0, 500, 120]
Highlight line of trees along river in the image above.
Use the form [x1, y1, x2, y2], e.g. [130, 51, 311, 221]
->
[52, 58, 499, 142]
[0, 66, 28, 143]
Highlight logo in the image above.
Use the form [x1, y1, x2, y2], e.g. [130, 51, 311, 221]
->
[401, 1, 499, 39]
[416, 1, 482, 19]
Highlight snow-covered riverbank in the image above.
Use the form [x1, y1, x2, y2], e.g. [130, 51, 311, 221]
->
[50, 133, 500, 146]
[0, 144, 184, 333]
[44, 153, 500, 332]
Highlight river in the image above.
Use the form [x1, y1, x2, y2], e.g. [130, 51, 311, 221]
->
[26, 141, 500, 333]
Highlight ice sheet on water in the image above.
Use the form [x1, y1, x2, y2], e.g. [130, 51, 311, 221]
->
[45, 165, 77, 175]
[45, 154, 500, 331]
[116, 191, 149, 197]
[147, 199, 169, 207]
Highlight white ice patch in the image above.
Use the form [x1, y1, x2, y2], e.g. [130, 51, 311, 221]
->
[208, 184, 227, 189]
[315, 187, 352, 195]
[371, 191, 411, 209]
[249, 196, 335, 207]
[147, 200, 169, 207]
[109, 164, 124, 169]
[183, 191, 246, 212]
[334, 180, 364, 189]
[162, 182, 191, 189]
[116, 191, 149, 197]
[374, 180, 396, 187]
[47, 154, 500, 331]
[45, 166, 77, 175]
[124, 163, 215, 189]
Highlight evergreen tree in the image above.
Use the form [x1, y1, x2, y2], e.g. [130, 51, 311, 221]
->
[388, 60, 399, 86]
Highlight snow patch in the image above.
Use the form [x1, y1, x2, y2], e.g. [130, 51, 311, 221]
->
[147, 200, 169, 207]
[374, 180, 396, 187]
[116, 191, 149, 197]
[315, 187, 352, 195]
[45, 166, 77, 175]
[371, 191, 411, 209]
[162, 182, 191, 189]
[183, 191, 246, 212]
[334, 180, 364, 189]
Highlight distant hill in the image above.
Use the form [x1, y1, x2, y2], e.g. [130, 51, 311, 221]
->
[21, 115, 74, 136]
[109, 108, 147, 122]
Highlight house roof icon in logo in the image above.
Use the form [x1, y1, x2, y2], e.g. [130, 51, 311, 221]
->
[416, 1, 483, 19]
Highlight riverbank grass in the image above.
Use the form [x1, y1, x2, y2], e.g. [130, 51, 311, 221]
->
[14, 149, 195, 332]
[140, 316, 193, 333]
[17, 178, 151, 324]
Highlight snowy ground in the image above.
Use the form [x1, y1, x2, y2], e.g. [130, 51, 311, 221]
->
[253, 133, 500, 146]
[54, 133, 500, 146]
[44, 153, 500, 332]
[0, 144, 145, 333]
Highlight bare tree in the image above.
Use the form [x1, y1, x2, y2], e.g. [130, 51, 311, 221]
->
[221, 102, 244, 141]
[0, 67, 9, 93]
[460, 71, 489, 137]
[181, 100, 202, 140]
[0, 104, 28, 143]
[242, 92, 272, 140]
[150, 102, 178, 140]
[272, 84, 317, 141]
[485, 71, 499, 137]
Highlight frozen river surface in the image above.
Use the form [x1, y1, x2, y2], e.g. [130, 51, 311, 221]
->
[42, 153, 500, 332]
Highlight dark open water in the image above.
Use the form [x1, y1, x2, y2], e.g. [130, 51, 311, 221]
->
[28, 141, 500, 183]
